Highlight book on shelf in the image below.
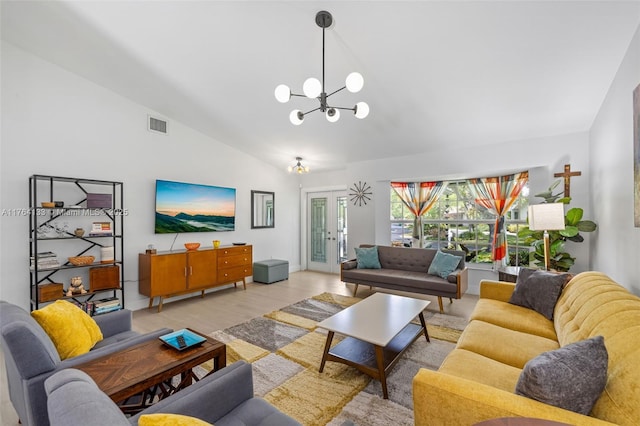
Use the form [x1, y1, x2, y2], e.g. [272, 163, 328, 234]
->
[71, 301, 94, 315]
[30, 263, 61, 270]
[35, 251, 57, 258]
[70, 301, 120, 316]
[89, 222, 113, 236]
[30, 253, 60, 270]
[93, 304, 121, 315]
[94, 297, 120, 309]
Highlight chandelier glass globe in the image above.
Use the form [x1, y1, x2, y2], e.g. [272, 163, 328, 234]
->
[289, 110, 304, 125]
[303, 78, 322, 98]
[345, 72, 364, 93]
[354, 102, 370, 119]
[326, 108, 340, 122]
[274, 84, 291, 103]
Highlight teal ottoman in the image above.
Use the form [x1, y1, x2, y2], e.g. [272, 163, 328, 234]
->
[253, 259, 289, 284]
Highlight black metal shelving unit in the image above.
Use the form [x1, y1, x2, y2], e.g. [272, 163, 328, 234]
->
[29, 175, 125, 312]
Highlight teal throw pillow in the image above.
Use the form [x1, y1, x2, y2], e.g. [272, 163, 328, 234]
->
[428, 250, 462, 279]
[355, 246, 381, 269]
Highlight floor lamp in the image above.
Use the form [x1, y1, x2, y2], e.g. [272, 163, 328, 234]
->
[527, 203, 566, 271]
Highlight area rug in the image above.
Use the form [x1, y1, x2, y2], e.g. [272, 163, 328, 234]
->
[201, 292, 468, 426]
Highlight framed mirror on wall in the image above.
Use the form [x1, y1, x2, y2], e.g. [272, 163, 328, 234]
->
[251, 190, 275, 229]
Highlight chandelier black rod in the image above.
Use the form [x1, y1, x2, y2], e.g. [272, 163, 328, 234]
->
[331, 106, 357, 111]
[302, 106, 322, 115]
[322, 22, 326, 96]
[326, 86, 346, 98]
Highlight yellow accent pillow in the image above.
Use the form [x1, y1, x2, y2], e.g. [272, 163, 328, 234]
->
[31, 300, 103, 360]
[138, 414, 214, 426]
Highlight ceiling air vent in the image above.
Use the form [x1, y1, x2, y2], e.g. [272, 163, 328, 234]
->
[148, 115, 168, 135]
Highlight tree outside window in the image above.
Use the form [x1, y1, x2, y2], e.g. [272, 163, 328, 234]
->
[390, 180, 530, 266]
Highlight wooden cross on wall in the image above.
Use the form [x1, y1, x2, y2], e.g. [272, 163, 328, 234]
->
[554, 164, 582, 198]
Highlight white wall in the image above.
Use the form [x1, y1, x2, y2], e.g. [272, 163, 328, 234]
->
[0, 42, 301, 310]
[589, 25, 640, 294]
[298, 131, 594, 294]
[343, 133, 591, 257]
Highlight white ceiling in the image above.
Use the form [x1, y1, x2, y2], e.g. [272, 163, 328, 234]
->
[3, 1, 640, 173]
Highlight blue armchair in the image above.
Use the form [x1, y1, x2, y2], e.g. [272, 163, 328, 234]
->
[0, 300, 172, 426]
[45, 361, 301, 426]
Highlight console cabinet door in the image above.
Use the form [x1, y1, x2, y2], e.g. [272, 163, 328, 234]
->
[139, 253, 187, 297]
[187, 250, 216, 289]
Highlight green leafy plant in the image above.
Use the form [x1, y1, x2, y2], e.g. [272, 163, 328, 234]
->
[518, 180, 597, 272]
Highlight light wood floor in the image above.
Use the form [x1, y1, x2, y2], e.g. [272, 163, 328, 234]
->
[1, 270, 479, 425]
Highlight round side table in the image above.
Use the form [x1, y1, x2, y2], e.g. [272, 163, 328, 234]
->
[497, 266, 522, 283]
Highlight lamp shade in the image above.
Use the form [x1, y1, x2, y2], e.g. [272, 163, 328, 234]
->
[528, 203, 566, 231]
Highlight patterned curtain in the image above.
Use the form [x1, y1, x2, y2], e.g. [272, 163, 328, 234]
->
[391, 181, 448, 247]
[467, 171, 529, 266]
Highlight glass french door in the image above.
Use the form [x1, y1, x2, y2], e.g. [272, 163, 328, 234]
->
[307, 191, 348, 273]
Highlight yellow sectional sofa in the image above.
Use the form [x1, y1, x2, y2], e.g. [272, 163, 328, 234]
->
[413, 271, 640, 426]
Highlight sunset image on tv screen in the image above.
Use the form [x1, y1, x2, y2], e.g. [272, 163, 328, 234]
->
[154, 179, 236, 233]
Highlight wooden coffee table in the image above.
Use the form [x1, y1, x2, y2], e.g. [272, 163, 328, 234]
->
[76, 328, 225, 412]
[317, 293, 430, 399]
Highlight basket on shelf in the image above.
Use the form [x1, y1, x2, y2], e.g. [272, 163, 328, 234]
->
[68, 256, 95, 266]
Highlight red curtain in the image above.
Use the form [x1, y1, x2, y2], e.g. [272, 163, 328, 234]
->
[391, 181, 448, 246]
[467, 172, 528, 265]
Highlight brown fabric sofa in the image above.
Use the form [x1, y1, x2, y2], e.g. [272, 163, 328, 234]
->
[340, 245, 468, 313]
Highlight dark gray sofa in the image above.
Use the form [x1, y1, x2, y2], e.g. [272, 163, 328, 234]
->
[340, 245, 468, 313]
[45, 361, 301, 426]
[0, 300, 172, 426]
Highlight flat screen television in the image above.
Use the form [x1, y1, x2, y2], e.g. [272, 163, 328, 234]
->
[154, 179, 236, 234]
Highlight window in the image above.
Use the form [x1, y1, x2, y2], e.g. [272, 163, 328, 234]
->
[390, 180, 530, 266]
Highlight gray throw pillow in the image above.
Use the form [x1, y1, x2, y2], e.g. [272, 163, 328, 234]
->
[508, 268, 569, 320]
[515, 336, 608, 415]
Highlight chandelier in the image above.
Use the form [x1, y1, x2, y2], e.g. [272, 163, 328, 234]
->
[287, 157, 310, 174]
[274, 10, 369, 125]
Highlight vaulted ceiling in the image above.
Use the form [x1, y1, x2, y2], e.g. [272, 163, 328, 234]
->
[3, 1, 639, 172]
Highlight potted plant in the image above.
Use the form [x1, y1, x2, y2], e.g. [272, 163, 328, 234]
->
[519, 180, 597, 272]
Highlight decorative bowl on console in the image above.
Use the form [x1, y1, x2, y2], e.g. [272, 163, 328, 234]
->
[184, 242, 200, 251]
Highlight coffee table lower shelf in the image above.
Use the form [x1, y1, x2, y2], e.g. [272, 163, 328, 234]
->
[320, 322, 428, 399]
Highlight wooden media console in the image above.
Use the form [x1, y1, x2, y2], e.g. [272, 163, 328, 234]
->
[139, 245, 252, 312]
